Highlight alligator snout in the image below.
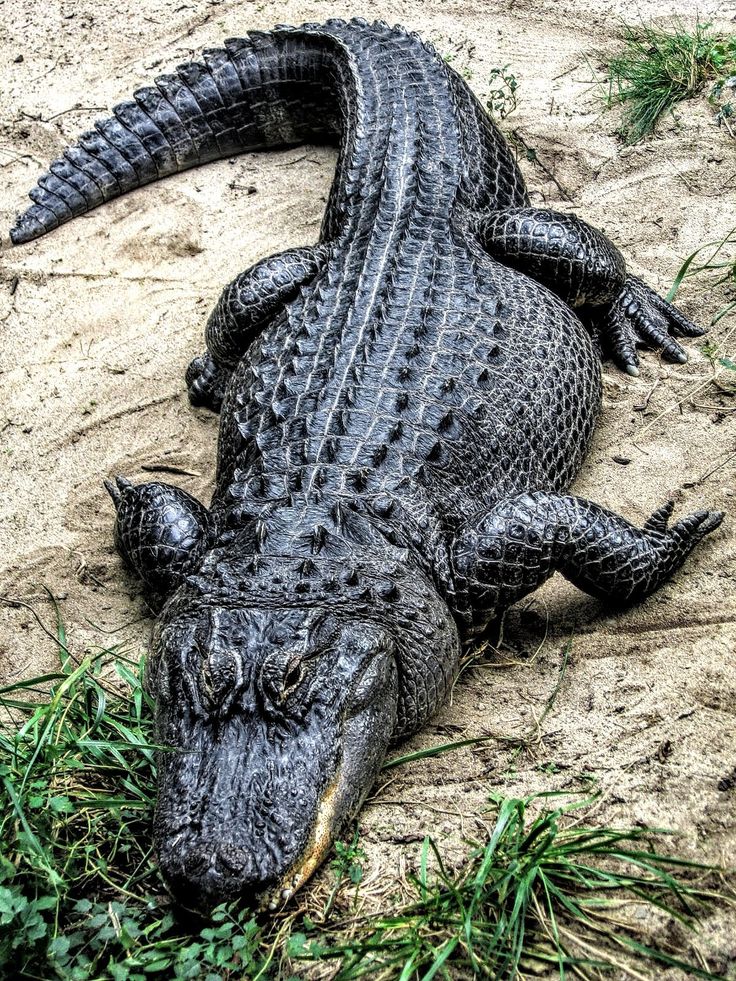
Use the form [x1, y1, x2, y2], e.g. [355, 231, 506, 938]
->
[160, 837, 265, 909]
[183, 840, 252, 877]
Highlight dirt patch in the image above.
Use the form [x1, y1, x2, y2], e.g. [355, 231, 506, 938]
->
[1, 0, 734, 971]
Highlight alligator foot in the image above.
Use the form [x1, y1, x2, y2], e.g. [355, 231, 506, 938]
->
[186, 245, 327, 412]
[185, 352, 231, 412]
[473, 208, 704, 377]
[205, 245, 328, 367]
[584, 275, 705, 376]
[474, 207, 626, 307]
[453, 491, 723, 635]
[104, 476, 213, 592]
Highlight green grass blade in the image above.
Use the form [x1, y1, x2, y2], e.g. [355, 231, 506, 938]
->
[383, 733, 496, 770]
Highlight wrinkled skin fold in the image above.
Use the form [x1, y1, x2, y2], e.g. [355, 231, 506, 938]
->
[11, 18, 722, 911]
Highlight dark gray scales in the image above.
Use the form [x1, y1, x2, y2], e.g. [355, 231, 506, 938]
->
[11, 17, 722, 913]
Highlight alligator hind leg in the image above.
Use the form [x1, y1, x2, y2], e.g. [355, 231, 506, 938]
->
[186, 244, 328, 411]
[475, 207, 703, 375]
[104, 476, 213, 592]
[452, 491, 723, 636]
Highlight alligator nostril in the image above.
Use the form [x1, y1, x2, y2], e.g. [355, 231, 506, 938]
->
[217, 841, 251, 874]
[183, 846, 213, 878]
[158, 835, 277, 912]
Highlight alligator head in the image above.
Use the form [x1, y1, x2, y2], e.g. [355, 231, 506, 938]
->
[148, 562, 409, 912]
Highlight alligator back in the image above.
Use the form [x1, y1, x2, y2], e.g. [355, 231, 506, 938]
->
[196, 20, 602, 548]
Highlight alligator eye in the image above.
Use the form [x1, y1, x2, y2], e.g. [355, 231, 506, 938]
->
[281, 655, 304, 699]
[198, 649, 242, 715]
[260, 651, 307, 708]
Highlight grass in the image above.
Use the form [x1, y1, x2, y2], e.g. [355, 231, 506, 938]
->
[604, 21, 736, 143]
[668, 228, 736, 327]
[666, 228, 736, 428]
[1, 606, 733, 979]
[668, 226, 735, 383]
[293, 794, 730, 980]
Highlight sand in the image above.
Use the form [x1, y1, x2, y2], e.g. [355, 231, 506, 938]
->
[1, 0, 735, 971]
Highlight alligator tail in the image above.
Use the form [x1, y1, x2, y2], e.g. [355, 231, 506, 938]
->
[9, 27, 344, 245]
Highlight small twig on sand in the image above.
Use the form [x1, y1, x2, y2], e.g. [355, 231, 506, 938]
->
[140, 463, 202, 477]
[633, 378, 660, 413]
[509, 129, 573, 202]
[45, 105, 107, 123]
[693, 448, 736, 485]
[29, 56, 61, 82]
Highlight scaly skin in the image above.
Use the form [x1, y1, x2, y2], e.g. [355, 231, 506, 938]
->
[11, 18, 722, 913]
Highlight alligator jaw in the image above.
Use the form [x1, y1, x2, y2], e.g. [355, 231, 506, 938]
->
[264, 689, 393, 911]
[261, 647, 404, 909]
[264, 772, 342, 911]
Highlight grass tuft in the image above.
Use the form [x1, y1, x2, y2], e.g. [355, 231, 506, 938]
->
[605, 21, 736, 143]
[668, 228, 736, 326]
[295, 794, 731, 980]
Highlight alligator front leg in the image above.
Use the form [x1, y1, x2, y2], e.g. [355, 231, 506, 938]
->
[475, 207, 703, 375]
[452, 491, 723, 636]
[104, 477, 213, 592]
[582, 273, 705, 377]
[186, 244, 328, 411]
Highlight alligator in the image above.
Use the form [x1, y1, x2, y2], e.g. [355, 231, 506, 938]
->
[10, 18, 722, 913]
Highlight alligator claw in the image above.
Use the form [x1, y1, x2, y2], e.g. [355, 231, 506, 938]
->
[186, 352, 229, 413]
[643, 500, 723, 546]
[104, 475, 133, 508]
[103, 478, 120, 506]
[670, 509, 724, 544]
[590, 274, 704, 375]
[643, 499, 675, 534]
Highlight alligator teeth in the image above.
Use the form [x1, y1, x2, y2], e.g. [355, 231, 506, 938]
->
[281, 888, 293, 901]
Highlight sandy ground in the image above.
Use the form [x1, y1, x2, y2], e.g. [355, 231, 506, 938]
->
[1, 0, 735, 973]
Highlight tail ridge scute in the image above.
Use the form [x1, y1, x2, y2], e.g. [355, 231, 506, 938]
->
[113, 100, 178, 177]
[95, 114, 158, 186]
[154, 72, 221, 164]
[63, 144, 122, 200]
[175, 61, 241, 157]
[133, 86, 200, 168]
[50, 156, 104, 210]
[79, 128, 140, 190]
[32, 179, 76, 220]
